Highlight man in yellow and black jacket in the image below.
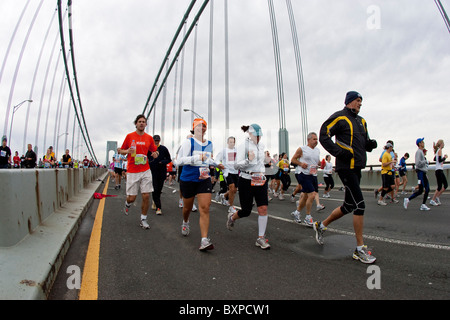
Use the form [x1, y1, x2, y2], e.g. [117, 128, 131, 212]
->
[315, 91, 378, 264]
[319, 91, 377, 171]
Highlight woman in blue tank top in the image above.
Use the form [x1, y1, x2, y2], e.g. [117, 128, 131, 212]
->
[176, 118, 224, 251]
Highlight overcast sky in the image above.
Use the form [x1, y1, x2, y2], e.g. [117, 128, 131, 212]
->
[1, 0, 449, 166]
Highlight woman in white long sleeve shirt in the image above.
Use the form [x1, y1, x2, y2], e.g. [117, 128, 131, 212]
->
[226, 124, 270, 249]
[176, 118, 224, 251]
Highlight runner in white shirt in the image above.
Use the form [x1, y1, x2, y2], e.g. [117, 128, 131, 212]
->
[226, 124, 271, 249]
[215, 136, 239, 212]
[290, 132, 321, 227]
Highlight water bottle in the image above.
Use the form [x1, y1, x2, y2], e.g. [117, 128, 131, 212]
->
[130, 140, 136, 157]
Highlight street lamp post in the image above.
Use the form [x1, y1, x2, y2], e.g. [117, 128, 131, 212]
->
[183, 108, 204, 119]
[8, 99, 33, 147]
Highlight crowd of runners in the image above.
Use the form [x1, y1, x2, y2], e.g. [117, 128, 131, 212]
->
[109, 91, 447, 264]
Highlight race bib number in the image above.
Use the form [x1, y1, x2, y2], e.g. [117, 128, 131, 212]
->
[199, 167, 211, 180]
[135, 154, 147, 165]
[251, 173, 266, 186]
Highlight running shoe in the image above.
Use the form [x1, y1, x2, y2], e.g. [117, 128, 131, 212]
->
[290, 194, 296, 202]
[228, 206, 237, 214]
[436, 197, 441, 205]
[390, 198, 399, 204]
[181, 222, 190, 236]
[290, 210, 301, 223]
[374, 189, 379, 199]
[303, 215, 314, 227]
[429, 200, 438, 206]
[255, 237, 271, 250]
[178, 199, 183, 208]
[352, 245, 376, 264]
[316, 204, 325, 211]
[124, 202, 131, 216]
[156, 208, 162, 215]
[420, 204, 431, 211]
[140, 218, 150, 230]
[403, 198, 409, 210]
[226, 212, 234, 231]
[313, 221, 326, 245]
[377, 200, 387, 206]
[192, 204, 198, 212]
[278, 194, 284, 201]
[199, 238, 214, 251]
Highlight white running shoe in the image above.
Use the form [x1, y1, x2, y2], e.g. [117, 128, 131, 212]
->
[255, 237, 271, 250]
[291, 210, 301, 223]
[403, 198, 409, 210]
[199, 238, 214, 251]
[429, 200, 438, 206]
[226, 212, 234, 231]
[140, 219, 150, 229]
[181, 222, 190, 236]
[420, 204, 431, 211]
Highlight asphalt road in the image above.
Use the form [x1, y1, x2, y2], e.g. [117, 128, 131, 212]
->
[49, 176, 450, 303]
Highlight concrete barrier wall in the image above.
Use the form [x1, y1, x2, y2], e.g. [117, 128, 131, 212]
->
[0, 168, 106, 248]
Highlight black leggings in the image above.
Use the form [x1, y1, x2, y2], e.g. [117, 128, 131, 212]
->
[237, 177, 268, 218]
[436, 169, 448, 191]
[337, 168, 365, 216]
[324, 176, 334, 191]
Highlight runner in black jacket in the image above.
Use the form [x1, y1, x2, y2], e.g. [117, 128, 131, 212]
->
[315, 91, 378, 264]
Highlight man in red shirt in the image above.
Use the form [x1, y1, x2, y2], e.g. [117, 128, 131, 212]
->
[118, 114, 159, 229]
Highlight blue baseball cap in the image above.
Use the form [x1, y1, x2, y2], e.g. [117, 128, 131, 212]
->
[416, 138, 424, 146]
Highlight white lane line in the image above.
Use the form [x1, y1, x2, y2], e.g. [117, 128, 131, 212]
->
[166, 185, 450, 251]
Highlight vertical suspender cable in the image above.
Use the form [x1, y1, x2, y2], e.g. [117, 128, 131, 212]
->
[67, 0, 98, 164]
[146, 0, 211, 120]
[191, 23, 199, 123]
[286, 0, 308, 145]
[34, 9, 58, 156]
[172, 60, 179, 153]
[4, 0, 41, 150]
[143, 0, 198, 116]
[178, 23, 187, 148]
[207, 0, 214, 141]
[268, 0, 286, 130]
[224, 0, 230, 139]
[23, 0, 51, 155]
[0, 0, 31, 87]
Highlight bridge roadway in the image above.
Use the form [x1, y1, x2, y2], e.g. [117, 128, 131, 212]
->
[48, 175, 450, 303]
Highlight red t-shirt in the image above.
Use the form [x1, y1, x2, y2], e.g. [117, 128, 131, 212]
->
[121, 131, 157, 173]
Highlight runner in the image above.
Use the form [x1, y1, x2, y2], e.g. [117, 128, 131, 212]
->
[226, 124, 271, 250]
[176, 118, 224, 251]
[117, 114, 159, 229]
[430, 139, 447, 206]
[215, 136, 239, 213]
[290, 132, 321, 227]
[403, 138, 431, 211]
[322, 155, 334, 198]
[316, 91, 378, 264]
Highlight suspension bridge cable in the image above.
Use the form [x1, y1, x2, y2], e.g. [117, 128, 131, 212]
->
[142, 0, 198, 116]
[67, 0, 98, 164]
[3, 0, 41, 148]
[36, 7, 60, 154]
[191, 23, 199, 124]
[0, 0, 31, 88]
[286, 0, 308, 145]
[268, 0, 286, 130]
[435, 0, 450, 34]
[208, 0, 214, 140]
[24, 1, 55, 155]
[145, 0, 211, 120]
[57, 0, 97, 164]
